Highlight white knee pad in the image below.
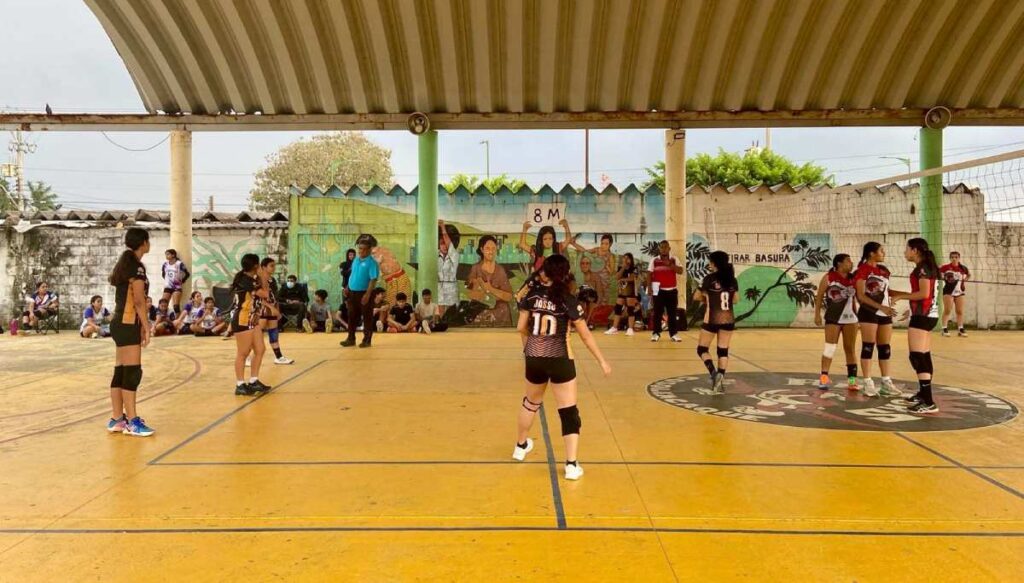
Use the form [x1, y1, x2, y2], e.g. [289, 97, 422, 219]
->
[823, 343, 838, 359]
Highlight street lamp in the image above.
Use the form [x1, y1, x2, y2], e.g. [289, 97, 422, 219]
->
[479, 140, 490, 179]
[879, 156, 912, 187]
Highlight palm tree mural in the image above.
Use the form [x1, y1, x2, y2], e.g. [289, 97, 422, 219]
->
[734, 239, 830, 323]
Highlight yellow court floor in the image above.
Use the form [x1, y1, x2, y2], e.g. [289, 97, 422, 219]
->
[1, 328, 1023, 581]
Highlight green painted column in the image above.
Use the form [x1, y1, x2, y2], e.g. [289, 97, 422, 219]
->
[416, 130, 439, 297]
[919, 127, 943, 256]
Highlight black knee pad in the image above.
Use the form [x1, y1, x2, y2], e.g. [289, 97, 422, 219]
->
[717, 347, 729, 358]
[697, 345, 710, 359]
[628, 305, 640, 318]
[122, 365, 143, 392]
[110, 365, 125, 389]
[558, 405, 581, 436]
[521, 396, 541, 413]
[911, 351, 934, 375]
[614, 303, 624, 316]
[909, 351, 923, 373]
[877, 344, 891, 361]
[860, 342, 875, 360]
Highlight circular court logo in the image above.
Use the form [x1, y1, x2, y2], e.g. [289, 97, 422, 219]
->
[647, 372, 1017, 432]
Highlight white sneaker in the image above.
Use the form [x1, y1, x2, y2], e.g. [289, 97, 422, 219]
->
[625, 328, 635, 337]
[274, 355, 295, 365]
[375, 321, 384, 332]
[302, 319, 313, 333]
[670, 334, 682, 343]
[90, 332, 99, 339]
[423, 322, 432, 335]
[862, 378, 879, 397]
[512, 438, 534, 461]
[564, 463, 584, 481]
[879, 378, 900, 397]
[650, 333, 660, 342]
[604, 328, 618, 335]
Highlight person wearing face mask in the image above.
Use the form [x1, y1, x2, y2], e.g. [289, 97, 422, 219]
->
[277, 274, 311, 332]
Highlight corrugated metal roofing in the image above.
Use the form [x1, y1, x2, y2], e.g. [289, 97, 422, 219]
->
[1, 209, 288, 224]
[83, 0, 1024, 118]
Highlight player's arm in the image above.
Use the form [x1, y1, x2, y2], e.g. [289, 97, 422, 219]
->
[180, 263, 190, 283]
[813, 274, 827, 324]
[572, 318, 612, 376]
[518, 222, 532, 253]
[516, 309, 530, 348]
[130, 279, 150, 347]
[897, 279, 935, 301]
[855, 279, 896, 315]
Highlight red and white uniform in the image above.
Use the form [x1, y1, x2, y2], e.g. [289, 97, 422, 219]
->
[822, 271, 857, 325]
[939, 262, 969, 297]
[854, 262, 891, 317]
[910, 264, 941, 318]
[648, 256, 681, 291]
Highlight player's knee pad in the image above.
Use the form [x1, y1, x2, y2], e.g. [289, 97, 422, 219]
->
[909, 351, 923, 373]
[614, 303, 624, 316]
[877, 344, 891, 361]
[268, 327, 280, 344]
[716, 347, 729, 358]
[110, 365, 125, 389]
[860, 342, 875, 359]
[521, 396, 541, 413]
[628, 305, 640, 318]
[697, 345, 710, 359]
[558, 405, 581, 436]
[823, 342, 838, 359]
[910, 351, 933, 375]
[122, 365, 143, 392]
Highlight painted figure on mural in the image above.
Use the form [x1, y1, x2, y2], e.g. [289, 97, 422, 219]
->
[578, 233, 617, 303]
[438, 220, 461, 317]
[578, 255, 607, 302]
[465, 235, 515, 326]
[518, 219, 578, 272]
[370, 239, 413, 310]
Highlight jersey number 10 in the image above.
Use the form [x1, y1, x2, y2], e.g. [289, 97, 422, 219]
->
[532, 313, 558, 336]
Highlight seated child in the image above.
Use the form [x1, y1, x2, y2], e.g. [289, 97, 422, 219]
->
[153, 298, 177, 336]
[309, 289, 332, 333]
[387, 292, 417, 333]
[80, 295, 111, 338]
[191, 296, 227, 336]
[174, 291, 204, 335]
[370, 287, 388, 332]
[414, 289, 447, 333]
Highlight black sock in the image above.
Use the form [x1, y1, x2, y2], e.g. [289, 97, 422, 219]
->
[919, 380, 933, 405]
[821, 370, 828, 376]
[958, 327, 965, 333]
[718, 369, 726, 376]
[273, 347, 283, 359]
[174, 304, 181, 314]
[566, 460, 577, 466]
[846, 364, 857, 378]
[703, 359, 716, 376]
[516, 441, 528, 449]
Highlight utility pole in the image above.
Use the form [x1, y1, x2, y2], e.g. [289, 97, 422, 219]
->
[208, 195, 214, 212]
[479, 140, 490, 179]
[584, 129, 590, 186]
[764, 127, 771, 152]
[8, 130, 36, 211]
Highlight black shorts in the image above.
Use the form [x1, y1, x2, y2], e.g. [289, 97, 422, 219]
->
[617, 295, 638, 301]
[525, 357, 577, 384]
[162, 287, 180, 295]
[701, 322, 736, 333]
[231, 322, 258, 334]
[110, 321, 142, 347]
[857, 306, 893, 326]
[909, 315, 938, 331]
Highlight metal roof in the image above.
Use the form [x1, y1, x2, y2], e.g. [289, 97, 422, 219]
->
[74, 0, 1024, 129]
[1, 209, 287, 225]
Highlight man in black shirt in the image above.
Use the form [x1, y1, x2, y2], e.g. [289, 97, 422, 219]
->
[387, 292, 417, 333]
[277, 274, 310, 331]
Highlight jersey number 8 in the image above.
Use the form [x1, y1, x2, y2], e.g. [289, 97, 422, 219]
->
[720, 292, 731, 311]
[532, 313, 558, 336]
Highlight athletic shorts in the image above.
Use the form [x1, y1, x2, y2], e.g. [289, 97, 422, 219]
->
[110, 321, 142, 347]
[942, 282, 965, 297]
[617, 295, 638, 301]
[857, 306, 893, 326]
[525, 357, 577, 384]
[231, 322, 258, 334]
[162, 286, 180, 295]
[701, 322, 736, 333]
[909, 315, 938, 331]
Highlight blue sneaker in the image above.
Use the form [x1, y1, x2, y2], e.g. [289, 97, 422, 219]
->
[123, 417, 154, 437]
[106, 415, 127, 434]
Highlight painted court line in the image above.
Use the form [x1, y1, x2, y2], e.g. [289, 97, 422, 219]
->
[896, 432, 1024, 501]
[147, 360, 327, 466]
[151, 460, 966, 469]
[538, 403, 567, 529]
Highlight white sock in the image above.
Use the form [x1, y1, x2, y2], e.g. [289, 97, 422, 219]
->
[249, 377, 258, 384]
[882, 376, 891, 382]
[236, 380, 245, 387]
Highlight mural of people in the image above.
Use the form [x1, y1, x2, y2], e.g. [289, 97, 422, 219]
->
[370, 240, 413, 311]
[518, 219, 577, 272]
[464, 235, 515, 326]
[578, 233, 617, 304]
[438, 220, 461, 317]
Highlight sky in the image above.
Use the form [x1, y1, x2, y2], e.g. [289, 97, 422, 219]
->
[3, 0, 1024, 212]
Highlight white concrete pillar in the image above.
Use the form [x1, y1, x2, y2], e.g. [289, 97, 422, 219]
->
[169, 130, 193, 298]
[664, 129, 687, 291]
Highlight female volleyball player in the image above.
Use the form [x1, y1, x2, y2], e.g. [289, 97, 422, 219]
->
[890, 238, 942, 414]
[813, 254, 859, 390]
[853, 242, 900, 397]
[259, 257, 294, 364]
[511, 254, 611, 481]
[940, 251, 970, 337]
[160, 248, 190, 315]
[606, 252, 639, 336]
[231, 253, 272, 396]
[107, 227, 154, 437]
[693, 251, 738, 394]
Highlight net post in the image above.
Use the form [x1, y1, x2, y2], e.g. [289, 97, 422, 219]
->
[919, 127, 943, 257]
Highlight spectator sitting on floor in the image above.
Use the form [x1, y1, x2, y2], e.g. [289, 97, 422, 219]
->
[309, 289, 333, 333]
[146, 296, 157, 329]
[22, 281, 59, 333]
[415, 289, 447, 334]
[80, 295, 111, 338]
[174, 291, 204, 334]
[191, 296, 227, 337]
[277, 274, 311, 332]
[153, 298, 176, 336]
[387, 292, 417, 333]
[370, 287, 389, 332]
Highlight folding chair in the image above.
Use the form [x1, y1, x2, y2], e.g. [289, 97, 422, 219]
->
[35, 295, 60, 335]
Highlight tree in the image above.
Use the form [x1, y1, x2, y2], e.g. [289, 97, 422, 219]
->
[249, 132, 394, 212]
[0, 178, 60, 212]
[734, 239, 830, 323]
[443, 173, 526, 193]
[642, 148, 832, 190]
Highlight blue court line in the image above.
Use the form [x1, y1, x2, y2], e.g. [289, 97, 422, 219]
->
[896, 432, 1024, 501]
[538, 403, 567, 529]
[151, 460, 965, 469]
[147, 360, 327, 466]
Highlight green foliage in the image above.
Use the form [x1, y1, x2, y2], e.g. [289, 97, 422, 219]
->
[0, 178, 61, 212]
[642, 148, 833, 190]
[249, 132, 394, 212]
[735, 239, 831, 323]
[443, 173, 526, 193]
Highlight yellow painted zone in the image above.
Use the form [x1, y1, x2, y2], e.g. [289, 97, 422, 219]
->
[1, 329, 1024, 581]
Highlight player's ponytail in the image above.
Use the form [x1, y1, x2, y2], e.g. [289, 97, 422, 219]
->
[708, 250, 736, 289]
[907, 237, 939, 274]
[541, 254, 572, 302]
[831, 253, 851, 273]
[860, 241, 881, 265]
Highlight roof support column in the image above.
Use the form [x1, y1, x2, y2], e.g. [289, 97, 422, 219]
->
[416, 130, 439, 299]
[170, 130, 193, 299]
[919, 127, 943, 257]
[664, 129, 687, 294]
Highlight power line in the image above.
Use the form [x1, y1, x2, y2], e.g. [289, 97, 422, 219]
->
[100, 132, 170, 152]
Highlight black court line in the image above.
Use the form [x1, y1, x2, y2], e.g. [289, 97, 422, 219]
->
[1, 525, 1022, 537]
[151, 460, 967, 469]
[147, 360, 327, 466]
[896, 433, 1024, 501]
[538, 403, 567, 529]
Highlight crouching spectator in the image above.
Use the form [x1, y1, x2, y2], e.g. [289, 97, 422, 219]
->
[153, 298, 176, 336]
[22, 281, 59, 333]
[278, 274, 311, 332]
[308, 289, 334, 333]
[415, 289, 448, 334]
[174, 291, 204, 335]
[191, 296, 227, 337]
[387, 292, 417, 333]
[80, 295, 111, 338]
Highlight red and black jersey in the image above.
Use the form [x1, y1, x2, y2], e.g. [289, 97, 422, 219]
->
[700, 273, 738, 325]
[910, 263, 941, 318]
[823, 271, 858, 324]
[854, 262, 891, 316]
[939, 262, 969, 296]
[518, 284, 582, 359]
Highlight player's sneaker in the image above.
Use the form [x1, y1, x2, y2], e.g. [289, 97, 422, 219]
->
[274, 355, 295, 365]
[650, 333, 660, 342]
[670, 335, 682, 343]
[861, 378, 878, 396]
[907, 402, 939, 414]
[326, 319, 334, 334]
[896, 392, 922, 407]
[249, 380, 272, 393]
[879, 378, 901, 398]
[512, 438, 534, 461]
[711, 372, 725, 394]
[604, 327, 618, 335]
[958, 329, 968, 338]
[106, 415, 127, 434]
[234, 383, 255, 396]
[625, 328, 635, 337]
[123, 417, 154, 437]
[941, 328, 950, 337]
[847, 376, 858, 390]
[817, 374, 831, 390]
[565, 463, 584, 481]
[302, 319, 313, 333]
